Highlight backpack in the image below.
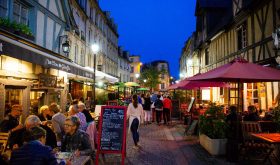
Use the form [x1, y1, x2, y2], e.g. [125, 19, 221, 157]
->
[154, 99, 163, 110]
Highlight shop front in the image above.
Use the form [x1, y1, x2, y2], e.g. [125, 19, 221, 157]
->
[0, 33, 93, 120]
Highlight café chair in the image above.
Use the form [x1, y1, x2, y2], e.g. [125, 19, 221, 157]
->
[0, 132, 10, 154]
[240, 121, 274, 164]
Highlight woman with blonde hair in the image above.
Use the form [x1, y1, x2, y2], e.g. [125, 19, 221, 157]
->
[38, 105, 51, 122]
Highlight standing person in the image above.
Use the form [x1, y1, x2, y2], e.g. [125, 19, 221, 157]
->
[0, 104, 23, 132]
[10, 126, 58, 165]
[154, 95, 164, 125]
[49, 103, 66, 148]
[163, 96, 172, 125]
[127, 94, 144, 149]
[140, 94, 145, 106]
[150, 92, 158, 122]
[143, 93, 152, 125]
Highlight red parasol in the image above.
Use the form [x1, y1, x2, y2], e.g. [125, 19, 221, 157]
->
[188, 58, 280, 82]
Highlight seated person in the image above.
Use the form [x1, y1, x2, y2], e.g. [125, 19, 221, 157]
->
[78, 102, 94, 123]
[226, 106, 238, 123]
[10, 126, 57, 165]
[9, 115, 57, 149]
[68, 105, 87, 131]
[0, 104, 23, 132]
[38, 105, 52, 122]
[49, 103, 66, 147]
[243, 105, 260, 121]
[61, 116, 92, 157]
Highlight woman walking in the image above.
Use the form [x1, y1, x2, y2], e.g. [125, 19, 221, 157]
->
[127, 94, 144, 149]
[143, 93, 152, 125]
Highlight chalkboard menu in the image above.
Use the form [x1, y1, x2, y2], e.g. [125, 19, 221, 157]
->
[98, 106, 127, 152]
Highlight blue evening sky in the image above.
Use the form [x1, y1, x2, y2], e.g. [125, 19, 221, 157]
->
[99, 0, 196, 79]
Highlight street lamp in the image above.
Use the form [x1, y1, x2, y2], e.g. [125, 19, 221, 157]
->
[59, 35, 70, 55]
[91, 43, 99, 106]
[144, 79, 147, 83]
[135, 73, 140, 78]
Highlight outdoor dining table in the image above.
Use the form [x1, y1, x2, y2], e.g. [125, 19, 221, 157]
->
[56, 152, 91, 165]
[251, 133, 280, 162]
[71, 155, 91, 165]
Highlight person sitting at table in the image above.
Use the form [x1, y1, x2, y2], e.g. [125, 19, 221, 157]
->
[78, 102, 94, 123]
[10, 126, 58, 165]
[0, 104, 23, 132]
[38, 105, 52, 122]
[61, 116, 92, 157]
[49, 103, 66, 147]
[243, 105, 260, 121]
[68, 105, 87, 131]
[9, 115, 57, 149]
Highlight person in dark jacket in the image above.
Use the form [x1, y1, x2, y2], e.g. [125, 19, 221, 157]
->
[0, 104, 23, 132]
[143, 93, 152, 125]
[154, 95, 163, 125]
[61, 116, 92, 157]
[244, 105, 260, 121]
[9, 115, 57, 149]
[10, 126, 58, 165]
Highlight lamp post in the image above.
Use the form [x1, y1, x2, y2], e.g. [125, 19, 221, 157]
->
[91, 43, 99, 106]
[58, 35, 70, 56]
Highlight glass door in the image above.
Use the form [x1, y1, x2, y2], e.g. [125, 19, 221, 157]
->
[5, 89, 23, 106]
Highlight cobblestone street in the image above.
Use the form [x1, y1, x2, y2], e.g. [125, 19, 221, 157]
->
[97, 121, 232, 165]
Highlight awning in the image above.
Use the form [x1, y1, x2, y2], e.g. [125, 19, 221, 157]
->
[0, 34, 118, 83]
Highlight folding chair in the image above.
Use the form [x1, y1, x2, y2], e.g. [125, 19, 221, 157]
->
[0, 132, 10, 154]
[240, 121, 274, 163]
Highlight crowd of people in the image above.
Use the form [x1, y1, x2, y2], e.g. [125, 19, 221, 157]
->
[0, 91, 172, 164]
[0, 99, 97, 165]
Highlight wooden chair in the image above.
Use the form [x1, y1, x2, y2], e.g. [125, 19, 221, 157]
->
[240, 121, 274, 163]
[0, 132, 10, 154]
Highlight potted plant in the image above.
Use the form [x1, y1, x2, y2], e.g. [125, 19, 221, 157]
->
[0, 17, 34, 41]
[272, 105, 280, 131]
[199, 105, 228, 155]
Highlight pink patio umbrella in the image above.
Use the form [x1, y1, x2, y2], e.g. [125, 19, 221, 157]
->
[188, 58, 280, 83]
[188, 57, 280, 111]
[178, 77, 230, 90]
[166, 83, 181, 90]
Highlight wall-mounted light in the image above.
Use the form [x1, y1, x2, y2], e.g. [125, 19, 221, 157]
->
[59, 35, 70, 55]
[135, 73, 140, 78]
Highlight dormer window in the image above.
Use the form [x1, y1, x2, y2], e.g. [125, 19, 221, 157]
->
[233, 0, 242, 16]
[236, 22, 247, 50]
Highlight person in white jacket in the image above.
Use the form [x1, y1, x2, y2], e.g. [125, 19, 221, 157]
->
[127, 94, 144, 149]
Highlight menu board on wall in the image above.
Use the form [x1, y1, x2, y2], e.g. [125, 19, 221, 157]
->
[96, 106, 127, 165]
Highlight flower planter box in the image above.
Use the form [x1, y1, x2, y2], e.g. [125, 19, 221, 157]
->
[0, 25, 15, 34]
[15, 30, 35, 41]
[199, 134, 227, 156]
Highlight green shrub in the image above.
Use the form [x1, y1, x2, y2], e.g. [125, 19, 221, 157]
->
[272, 105, 280, 131]
[0, 17, 33, 36]
[199, 105, 228, 139]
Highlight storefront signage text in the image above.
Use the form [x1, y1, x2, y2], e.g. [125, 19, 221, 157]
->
[46, 59, 71, 72]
